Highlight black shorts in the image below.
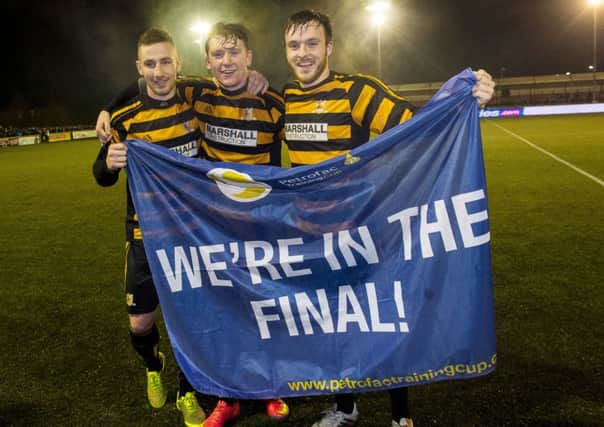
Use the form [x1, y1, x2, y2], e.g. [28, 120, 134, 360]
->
[125, 240, 159, 315]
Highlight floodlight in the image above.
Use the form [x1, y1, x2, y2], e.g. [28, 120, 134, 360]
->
[190, 21, 211, 38]
[365, 2, 391, 78]
[589, 0, 600, 101]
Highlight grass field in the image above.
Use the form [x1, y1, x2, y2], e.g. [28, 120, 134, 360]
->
[1, 113, 603, 426]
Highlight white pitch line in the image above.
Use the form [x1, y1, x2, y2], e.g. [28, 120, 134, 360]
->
[489, 121, 604, 187]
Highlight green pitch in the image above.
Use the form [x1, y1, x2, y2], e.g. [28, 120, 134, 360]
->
[0, 114, 602, 426]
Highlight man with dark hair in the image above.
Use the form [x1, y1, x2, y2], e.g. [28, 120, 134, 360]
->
[282, 9, 416, 166]
[94, 23, 288, 427]
[92, 28, 207, 427]
[182, 22, 289, 427]
[192, 21, 284, 167]
[282, 9, 495, 427]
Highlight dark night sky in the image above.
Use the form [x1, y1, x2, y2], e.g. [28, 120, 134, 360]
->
[3, 0, 603, 123]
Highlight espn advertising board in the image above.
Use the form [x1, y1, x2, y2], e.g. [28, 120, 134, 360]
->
[480, 103, 604, 118]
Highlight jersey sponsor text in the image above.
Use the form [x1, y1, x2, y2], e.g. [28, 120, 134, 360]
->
[206, 124, 258, 147]
[285, 123, 328, 141]
[170, 141, 198, 157]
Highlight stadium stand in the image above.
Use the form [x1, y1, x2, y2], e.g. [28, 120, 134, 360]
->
[0, 125, 92, 138]
[390, 71, 604, 108]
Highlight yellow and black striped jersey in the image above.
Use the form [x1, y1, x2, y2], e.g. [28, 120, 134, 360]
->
[111, 85, 201, 157]
[283, 71, 416, 166]
[178, 77, 284, 166]
[93, 87, 202, 241]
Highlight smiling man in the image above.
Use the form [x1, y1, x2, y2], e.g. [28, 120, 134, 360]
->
[194, 22, 284, 166]
[281, 9, 495, 427]
[282, 10, 416, 167]
[184, 26, 289, 427]
[282, 12, 415, 426]
[92, 28, 206, 427]
[205, 24, 252, 91]
[284, 17, 331, 87]
[282, 9, 494, 169]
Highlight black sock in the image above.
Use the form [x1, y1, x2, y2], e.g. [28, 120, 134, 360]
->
[335, 393, 355, 414]
[222, 398, 238, 406]
[178, 369, 195, 394]
[389, 387, 410, 421]
[130, 324, 161, 371]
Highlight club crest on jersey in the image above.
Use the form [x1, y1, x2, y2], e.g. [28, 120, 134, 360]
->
[207, 168, 272, 202]
[126, 293, 136, 307]
[313, 100, 327, 114]
[184, 119, 196, 133]
[242, 107, 256, 121]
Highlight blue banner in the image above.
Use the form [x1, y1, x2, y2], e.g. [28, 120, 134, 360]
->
[125, 68, 496, 399]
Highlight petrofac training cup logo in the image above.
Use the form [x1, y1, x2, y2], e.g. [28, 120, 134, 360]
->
[207, 168, 272, 202]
